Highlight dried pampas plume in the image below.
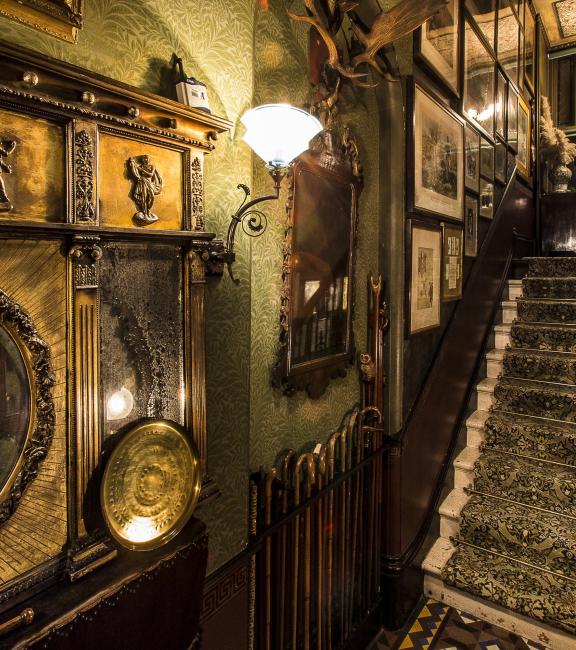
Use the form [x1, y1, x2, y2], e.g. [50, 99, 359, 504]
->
[540, 96, 576, 167]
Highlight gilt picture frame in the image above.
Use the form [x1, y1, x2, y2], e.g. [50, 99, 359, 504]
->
[0, 0, 83, 42]
[441, 222, 464, 301]
[417, 0, 460, 95]
[516, 93, 531, 176]
[408, 219, 442, 335]
[410, 82, 464, 222]
[465, 122, 481, 191]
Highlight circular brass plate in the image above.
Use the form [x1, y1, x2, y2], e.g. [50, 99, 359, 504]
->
[101, 420, 201, 551]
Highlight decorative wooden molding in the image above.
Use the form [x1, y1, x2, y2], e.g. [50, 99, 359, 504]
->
[201, 564, 248, 623]
[191, 157, 205, 231]
[72, 123, 97, 224]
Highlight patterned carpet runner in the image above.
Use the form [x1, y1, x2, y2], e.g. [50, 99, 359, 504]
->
[441, 257, 576, 635]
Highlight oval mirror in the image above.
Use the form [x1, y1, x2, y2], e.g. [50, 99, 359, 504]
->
[0, 324, 31, 496]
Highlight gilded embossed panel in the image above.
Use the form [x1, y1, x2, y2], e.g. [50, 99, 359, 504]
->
[0, 109, 66, 222]
[98, 132, 185, 230]
[0, 240, 67, 592]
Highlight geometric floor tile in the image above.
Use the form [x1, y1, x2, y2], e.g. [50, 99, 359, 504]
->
[368, 598, 547, 650]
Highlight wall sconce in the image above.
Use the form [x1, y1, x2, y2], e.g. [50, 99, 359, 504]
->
[223, 104, 323, 282]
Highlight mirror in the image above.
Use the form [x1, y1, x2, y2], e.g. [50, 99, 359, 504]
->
[0, 324, 31, 496]
[273, 129, 362, 398]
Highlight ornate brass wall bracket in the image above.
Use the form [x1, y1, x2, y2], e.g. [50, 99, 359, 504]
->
[0, 138, 16, 212]
[0, 289, 55, 525]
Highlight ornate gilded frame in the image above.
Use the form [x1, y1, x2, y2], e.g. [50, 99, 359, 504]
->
[273, 127, 363, 399]
[0, 0, 83, 43]
[0, 289, 55, 525]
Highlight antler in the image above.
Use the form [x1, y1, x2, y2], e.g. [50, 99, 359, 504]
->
[286, 0, 367, 81]
[349, 0, 449, 76]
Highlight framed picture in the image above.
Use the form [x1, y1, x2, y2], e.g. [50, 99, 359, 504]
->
[466, 0, 497, 50]
[480, 136, 495, 178]
[479, 178, 494, 218]
[442, 222, 464, 300]
[417, 0, 460, 95]
[495, 70, 507, 138]
[465, 123, 481, 191]
[516, 93, 531, 176]
[507, 86, 518, 150]
[524, 3, 536, 91]
[408, 220, 442, 334]
[410, 83, 464, 221]
[465, 194, 479, 256]
[497, 0, 520, 86]
[464, 16, 496, 138]
[495, 138, 507, 182]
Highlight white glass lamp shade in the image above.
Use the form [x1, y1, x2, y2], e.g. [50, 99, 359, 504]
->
[241, 104, 323, 167]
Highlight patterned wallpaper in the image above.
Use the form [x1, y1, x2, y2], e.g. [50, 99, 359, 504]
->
[0, 0, 381, 573]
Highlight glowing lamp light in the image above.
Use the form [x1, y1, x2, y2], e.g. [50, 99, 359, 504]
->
[241, 103, 323, 168]
[107, 386, 134, 421]
[125, 519, 157, 544]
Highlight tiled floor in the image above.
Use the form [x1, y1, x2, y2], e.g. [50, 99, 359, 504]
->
[369, 598, 547, 650]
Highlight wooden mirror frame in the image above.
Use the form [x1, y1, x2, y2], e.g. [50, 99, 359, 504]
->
[273, 128, 363, 399]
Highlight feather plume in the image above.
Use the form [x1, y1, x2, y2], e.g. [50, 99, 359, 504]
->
[540, 96, 576, 167]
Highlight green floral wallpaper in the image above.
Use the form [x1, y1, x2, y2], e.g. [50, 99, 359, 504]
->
[0, 0, 382, 573]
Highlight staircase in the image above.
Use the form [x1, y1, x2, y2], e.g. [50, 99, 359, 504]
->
[423, 257, 576, 649]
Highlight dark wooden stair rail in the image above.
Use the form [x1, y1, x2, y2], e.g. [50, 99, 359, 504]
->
[381, 174, 536, 621]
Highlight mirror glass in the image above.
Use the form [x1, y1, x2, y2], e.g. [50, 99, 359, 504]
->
[0, 325, 30, 490]
[289, 167, 354, 368]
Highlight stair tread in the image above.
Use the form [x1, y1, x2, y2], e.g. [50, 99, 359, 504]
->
[439, 488, 468, 519]
[442, 544, 576, 635]
[494, 323, 512, 332]
[422, 537, 455, 576]
[454, 446, 480, 470]
[486, 348, 504, 361]
[477, 378, 497, 392]
[466, 410, 490, 429]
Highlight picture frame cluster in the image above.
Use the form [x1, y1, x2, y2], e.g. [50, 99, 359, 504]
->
[408, 0, 536, 336]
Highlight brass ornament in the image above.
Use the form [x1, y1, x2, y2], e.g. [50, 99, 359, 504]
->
[101, 420, 201, 551]
[128, 155, 163, 226]
[0, 139, 16, 212]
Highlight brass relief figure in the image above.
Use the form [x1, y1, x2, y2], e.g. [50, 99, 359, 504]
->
[128, 155, 163, 226]
[0, 139, 16, 212]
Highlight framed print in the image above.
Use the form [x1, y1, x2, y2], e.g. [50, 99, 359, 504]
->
[408, 220, 442, 335]
[516, 93, 531, 176]
[465, 194, 479, 256]
[411, 83, 464, 221]
[524, 3, 535, 91]
[497, 0, 520, 86]
[480, 136, 495, 178]
[495, 138, 507, 182]
[466, 0, 497, 50]
[480, 178, 494, 218]
[465, 123, 481, 191]
[507, 86, 518, 150]
[495, 70, 507, 138]
[464, 16, 496, 138]
[442, 223, 464, 300]
[418, 0, 460, 94]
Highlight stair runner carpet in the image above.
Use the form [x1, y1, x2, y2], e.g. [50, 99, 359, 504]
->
[441, 257, 576, 635]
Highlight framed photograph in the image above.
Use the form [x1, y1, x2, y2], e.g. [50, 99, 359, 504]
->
[464, 16, 496, 138]
[479, 178, 494, 218]
[524, 3, 535, 91]
[495, 138, 507, 183]
[480, 136, 495, 178]
[495, 70, 507, 138]
[410, 83, 464, 221]
[466, 0, 497, 50]
[507, 86, 518, 150]
[516, 93, 531, 176]
[442, 222, 464, 300]
[497, 0, 520, 86]
[408, 220, 442, 334]
[465, 194, 479, 256]
[418, 0, 460, 95]
[465, 123, 481, 191]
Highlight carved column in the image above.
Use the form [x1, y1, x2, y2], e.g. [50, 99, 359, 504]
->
[67, 236, 116, 579]
[184, 249, 208, 479]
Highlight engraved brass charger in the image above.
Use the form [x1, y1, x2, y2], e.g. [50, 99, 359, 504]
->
[101, 420, 201, 551]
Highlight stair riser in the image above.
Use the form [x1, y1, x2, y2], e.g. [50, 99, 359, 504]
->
[495, 330, 511, 349]
[511, 323, 576, 352]
[503, 352, 576, 384]
[467, 424, 484, 448]
[507, 283, 523, 300]
[486, 359, 502, 378]
[494, 384, 576, 422]
[455, 466, 474, 489]
[527, 257, 576, 278]
[518, 300, 576, 324]
[523, 278, 576, 299]
[440, 514, 459, 539]
[501, 304, 517, 324]
[477, 389, 494, 411]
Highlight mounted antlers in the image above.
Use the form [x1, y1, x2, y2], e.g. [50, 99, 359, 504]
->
[286, 0, 449, 85]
